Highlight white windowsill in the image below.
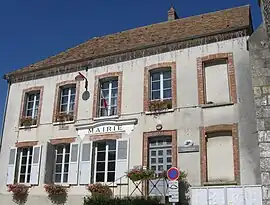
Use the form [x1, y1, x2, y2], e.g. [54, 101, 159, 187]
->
[19, 125, 38, 130]
[53, 121, 75, 126]
[93, 115, 119, 121]
[201, 102, 234, 109]
[53, 183, 70, 187]
[145, 108, 174, 115]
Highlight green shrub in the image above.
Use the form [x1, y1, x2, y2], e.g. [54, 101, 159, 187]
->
[83, 195, 161, 205]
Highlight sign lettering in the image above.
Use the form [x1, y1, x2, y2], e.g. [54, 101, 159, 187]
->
[88, 125, 123, 135]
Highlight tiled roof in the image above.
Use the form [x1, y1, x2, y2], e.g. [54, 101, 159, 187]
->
[5, 5, 251, 77]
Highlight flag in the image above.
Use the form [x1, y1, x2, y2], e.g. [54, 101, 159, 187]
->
[100, 85, 108, 110]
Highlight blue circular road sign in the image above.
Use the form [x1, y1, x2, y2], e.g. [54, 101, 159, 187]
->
[167, 167, 179, 181]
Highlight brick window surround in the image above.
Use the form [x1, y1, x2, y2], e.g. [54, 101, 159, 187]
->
[52, 80, 80, 122]
[143, 62, 177, 112]
[19, 86, 44, 127]
[142, 130, 177, 167]
[89, 133, 121, 141]
[200, 124, 240, 185]
[15, 141, 38, 148]
[197, 53, 237, 105]
[50, 137, 76, 145]
[92, 72, 123, 118]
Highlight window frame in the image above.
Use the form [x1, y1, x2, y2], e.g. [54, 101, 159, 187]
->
[197, 53, 237, 105]
[144, 62, 177, 112]
[93, 72, 123, 119]
[53, 81, 80, 123]
[17, 147, 33, 184]
[200, 124, 240, 185]
[19, 86, 44, 128]
[93, 140, 117, 183]
[59, 85, 76, 115]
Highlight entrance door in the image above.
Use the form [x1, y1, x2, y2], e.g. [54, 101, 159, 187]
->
[148, 136, 172, 196]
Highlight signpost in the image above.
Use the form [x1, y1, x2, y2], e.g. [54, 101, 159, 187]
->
[167, 167, 180, 204]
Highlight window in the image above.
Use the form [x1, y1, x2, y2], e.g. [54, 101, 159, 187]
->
[7, 145, 42, 185]
[206, 131, 234, 182]
[97, 79, 118, 117]
[204, 59, 230, 104]
[20, 91, 41, 126]
[17, 147, 33, 183]
[94, 140, 116, 183]
[150, 70, 172, 101]
[54, 84, 77, 122]
[54, 144, 70, 183]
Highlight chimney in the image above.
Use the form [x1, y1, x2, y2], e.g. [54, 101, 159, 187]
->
[168, 6, 178, 21]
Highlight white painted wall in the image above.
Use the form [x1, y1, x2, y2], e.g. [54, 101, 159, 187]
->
[0, 36, 260, 204]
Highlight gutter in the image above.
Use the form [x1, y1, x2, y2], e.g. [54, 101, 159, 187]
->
[0, 79, 11, 152]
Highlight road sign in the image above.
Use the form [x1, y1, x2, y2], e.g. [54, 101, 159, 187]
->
[168, 180, 179, 203]
[167, 167, 180, 181]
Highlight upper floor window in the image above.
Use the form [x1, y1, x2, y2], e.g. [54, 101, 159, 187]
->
[54, 83, 78, 123]
[204, 59, 230, 104]
[97, 78, 118, 117]
[150, 69, 172, 101]
[20, 87, 43, 127]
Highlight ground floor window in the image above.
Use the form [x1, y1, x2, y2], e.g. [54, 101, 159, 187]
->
[17, 147, 33, 183]
[93, 140, 116, 183]
[149, 136, 172, 175]
[54, 144, 70, 183]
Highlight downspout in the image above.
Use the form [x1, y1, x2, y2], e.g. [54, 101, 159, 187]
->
[0, 79, 11, 152]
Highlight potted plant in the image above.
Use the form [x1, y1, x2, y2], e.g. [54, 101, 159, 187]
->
[87, 183, 112, 198]
[7, 184, 29, 205]
[127, 167, 155, 182]
[55, 112, 74, 122]
[148, 99, 172, 112]
[44, 184, 68, 205]
[20, 116, 37, 127]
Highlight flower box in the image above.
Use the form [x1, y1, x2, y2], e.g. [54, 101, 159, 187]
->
[127, 167, 155, 182]
[87, 183, 112, 198]
[55, 112, 74, 122]
[148, 99, 172, 112]
[8, 184, 29, 205]
[20, 117, 37, 127]
[44, 184, 68, 205]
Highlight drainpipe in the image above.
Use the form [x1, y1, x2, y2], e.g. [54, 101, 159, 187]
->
[0, 78, 11, 152]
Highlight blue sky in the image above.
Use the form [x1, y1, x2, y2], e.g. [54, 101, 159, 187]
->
[0, 0, 262, 132]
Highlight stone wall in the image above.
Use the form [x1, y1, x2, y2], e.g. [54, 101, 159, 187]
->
[249, 22, 270, 204]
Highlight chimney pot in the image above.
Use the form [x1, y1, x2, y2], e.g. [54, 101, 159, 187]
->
[168, 6, 178, 21]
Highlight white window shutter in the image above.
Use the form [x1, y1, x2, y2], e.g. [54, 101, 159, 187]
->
[30, 145, 42, 185]
[68, 142, 80, 185]
[115, 139, 129, 184]
[7, 147, 17, 185]
[79, 142, 93, 185]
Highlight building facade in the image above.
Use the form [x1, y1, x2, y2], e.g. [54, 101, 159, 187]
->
[0, 5, 261, 204]
[249, 0, 270, 205]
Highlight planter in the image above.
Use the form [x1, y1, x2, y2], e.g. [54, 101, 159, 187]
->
[44, 184, 68, 205]
[127, 167, 155, 182]
[8, 184, 29, 205]
[148, 99, 172, 112]
[20, 117, 37, 127]
[87, 183, 112, 198]
[55, 113, 74, 122]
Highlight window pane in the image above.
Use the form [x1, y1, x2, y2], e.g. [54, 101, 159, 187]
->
[22, 157, 27, 165]
[19, 175, 25, 183]
[55, 174, 61, 183]
[97, 152, 106, 161]
[111, 88, 118, 97]
[97, 162, 105, 171]
[110, 107, 117, 116]
[21, 166, 26, 173]
[111, 80, 118, 88]
[61, 96, 69, 104]
[27, 174, 30, 183]
[151, 151, 156, 156]
[96, 173, 105, 182]
[101, 89, 109, 98]
[26, 110, 33, 117]
[63, 174, 68, 183]
[28, 94, 35, 101]
[108, 162, 115, 171]
[62, 88, 69, 96]
[167, 157, 172, 163]
[100, 108, 108, 117]
[107, 172, 115, 182]
[27, 102, 34, 110]
[167, 149, 172, 155]
[151, 158, 156, 164]
[163, 89, 172, 99]
[108, 151, 116, 160]
[158, 158, 163, 163]
[56, 155, 63, 163]
[111, 97, 117, 106]
[163, 80, 171, 89]
[71, 87, 76, 94]
[151, 91, 160, 100]
[64, 164, 69, 172]
[60, 104, 67, 112]
[151, 81, 160, 90]
[70, 95, 75, 103]
[107, 141, 116, 150]
[101, 81, 109, 89]
[163, 71, 171, 79]
[97, 142, 106, 151]
[151, 73, 160, 81]
[158, 150, 163, 156]
[55, 164, 62, 173]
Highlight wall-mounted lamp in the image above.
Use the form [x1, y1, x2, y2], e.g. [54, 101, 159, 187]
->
[75, 72, 88, 91]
